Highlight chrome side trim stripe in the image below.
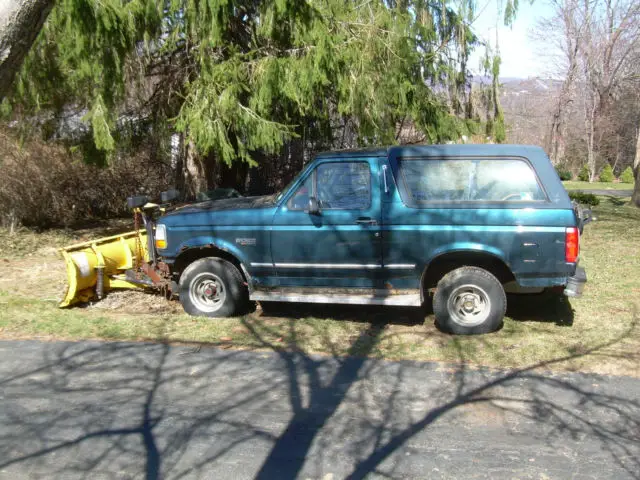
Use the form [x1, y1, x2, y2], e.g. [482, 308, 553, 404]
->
[250, 263, 416, 269]
[276, 263, 382, 269]
[250, 291, 422, 307]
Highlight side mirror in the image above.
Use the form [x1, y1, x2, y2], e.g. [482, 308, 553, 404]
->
[308, 196, 321, 215]
[127, 195, 149, 209]
[160, 189, 180, 203]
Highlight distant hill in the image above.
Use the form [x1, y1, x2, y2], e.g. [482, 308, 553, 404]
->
[471, 76, 562, 91]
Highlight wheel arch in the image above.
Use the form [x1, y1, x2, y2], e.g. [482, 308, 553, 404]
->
[421, 249, 515, 300]
[172, 245, 252, 292]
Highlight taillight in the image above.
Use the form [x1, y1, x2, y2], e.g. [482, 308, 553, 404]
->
[565, 227, 579, 263]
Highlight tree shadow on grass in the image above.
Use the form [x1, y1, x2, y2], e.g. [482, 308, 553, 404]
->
[258, 301, 428, 326]
[506, 292, 575, 326]
[603, 195, 631, 207]
[259, 291, 575, 331]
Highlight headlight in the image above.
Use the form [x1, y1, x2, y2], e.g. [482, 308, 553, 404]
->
[155, 224, 167, 249]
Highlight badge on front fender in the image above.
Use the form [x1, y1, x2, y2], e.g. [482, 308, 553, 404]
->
[235, 238, 257, 246]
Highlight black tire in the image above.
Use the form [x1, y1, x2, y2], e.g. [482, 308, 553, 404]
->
[433, 266, 506, 335]
[179, 257, 248, 317]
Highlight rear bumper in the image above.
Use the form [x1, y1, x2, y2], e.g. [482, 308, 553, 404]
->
[563, 266, 587, 298]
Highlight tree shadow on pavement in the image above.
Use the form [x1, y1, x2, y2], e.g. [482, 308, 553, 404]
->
[0, 309, 638, 479]
[0, 341, 284, 479]
[248, 305, 639, 479]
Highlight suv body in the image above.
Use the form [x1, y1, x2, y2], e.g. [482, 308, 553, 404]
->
[155, 144, 586, 334]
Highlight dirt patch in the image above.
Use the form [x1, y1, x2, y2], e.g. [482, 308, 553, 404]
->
[89, 290, 181, 315]
[0, 240, 179, 316]
[0, 254, 67, 301]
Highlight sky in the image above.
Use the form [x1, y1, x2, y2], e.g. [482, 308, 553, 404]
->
[468, 0, 557, 78]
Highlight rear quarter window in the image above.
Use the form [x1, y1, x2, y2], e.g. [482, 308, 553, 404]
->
[397, 158, 547, 206]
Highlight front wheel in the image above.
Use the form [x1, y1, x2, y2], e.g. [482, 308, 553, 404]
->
[179, 257, 248, 317]
[433, 266, 506, 335]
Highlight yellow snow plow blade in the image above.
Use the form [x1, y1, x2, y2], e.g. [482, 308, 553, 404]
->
[59, 231, 149, 307]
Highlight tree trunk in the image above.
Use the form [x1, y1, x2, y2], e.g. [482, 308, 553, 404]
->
[0, 0, 54, 101]
[548, 109, 566, 165]
[585, 100, 597, 182]
[548, 48, 578, 166]
[177, 137, 208, 200]
[632, 126, 640, 208]
[219, 160, 249, 193]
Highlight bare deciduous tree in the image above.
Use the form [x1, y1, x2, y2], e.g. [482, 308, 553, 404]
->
[579, 0, 640, 180]
[535, 0, 640, 191]
[632, 126, 640, 207]
[534, 0, 584, 166]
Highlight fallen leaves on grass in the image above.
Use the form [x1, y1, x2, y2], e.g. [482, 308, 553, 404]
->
[90, 290, 180, 314]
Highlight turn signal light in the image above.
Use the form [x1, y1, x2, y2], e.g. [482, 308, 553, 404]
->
[565, 227, 579, 263]
[155, 224, 167, 250]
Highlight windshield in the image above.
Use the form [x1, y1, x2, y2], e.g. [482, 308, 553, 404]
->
[275, 163, 312, 202]
[195, 188, 242, 202]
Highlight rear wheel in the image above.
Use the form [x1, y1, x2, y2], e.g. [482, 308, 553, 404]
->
[179, 257, 248, 317]
[433, 266, 506, 335]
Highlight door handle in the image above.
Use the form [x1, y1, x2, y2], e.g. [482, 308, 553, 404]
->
[382, 164, 389, 193]
[355, 217, 377, 225]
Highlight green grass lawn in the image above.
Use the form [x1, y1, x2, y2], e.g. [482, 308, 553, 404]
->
[563, 180, 634, 191]
[1, 198, 639, 376]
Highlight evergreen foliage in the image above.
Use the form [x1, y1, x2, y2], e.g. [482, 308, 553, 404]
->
[7, 0, 489, 165]
[480, 46, 505, 143]
[555, 165, 572, 181]
[599, 164, 614, 182]
[578, 165, 590, 181]
[620, 167, 634, 184]
[568, 191, 600, 206]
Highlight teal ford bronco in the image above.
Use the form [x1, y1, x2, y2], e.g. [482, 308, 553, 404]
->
[153, 145, 588, 335]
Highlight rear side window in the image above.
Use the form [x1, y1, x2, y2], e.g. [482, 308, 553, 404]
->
[474, 160, 546, 201]
[397, 158, 546, 205]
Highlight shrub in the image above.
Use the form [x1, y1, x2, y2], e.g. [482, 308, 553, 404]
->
[0, 129, 173, 228]
[620, 166, 635, 184]
[568, 191, 600, 206]
[599, 164, 614, 182]
[578, 165, 590, 182]
[555, 165, 573, 181]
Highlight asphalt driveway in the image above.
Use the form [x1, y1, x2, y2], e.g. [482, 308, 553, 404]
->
[0, 340, 638, 479]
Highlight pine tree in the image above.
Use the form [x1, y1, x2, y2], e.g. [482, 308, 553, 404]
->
[599, 164, 614, 182]
[620, 166, 634, 184]
[5, 0, 489, 188]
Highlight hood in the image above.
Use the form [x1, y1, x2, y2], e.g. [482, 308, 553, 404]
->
[162, 195, 275, 217]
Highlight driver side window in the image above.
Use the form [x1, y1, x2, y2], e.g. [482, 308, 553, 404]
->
[288, 161, 371, 211]
[316, 162, 371, 209]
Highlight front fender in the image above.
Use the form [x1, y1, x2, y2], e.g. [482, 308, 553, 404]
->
[172, 236, 252, 267]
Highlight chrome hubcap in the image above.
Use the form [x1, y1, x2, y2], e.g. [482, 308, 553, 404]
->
[447, 284, 491, 327]
[189, 272, 226, 313]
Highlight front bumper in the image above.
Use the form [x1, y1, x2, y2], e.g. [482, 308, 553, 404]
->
[564, 266, 587, 298]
